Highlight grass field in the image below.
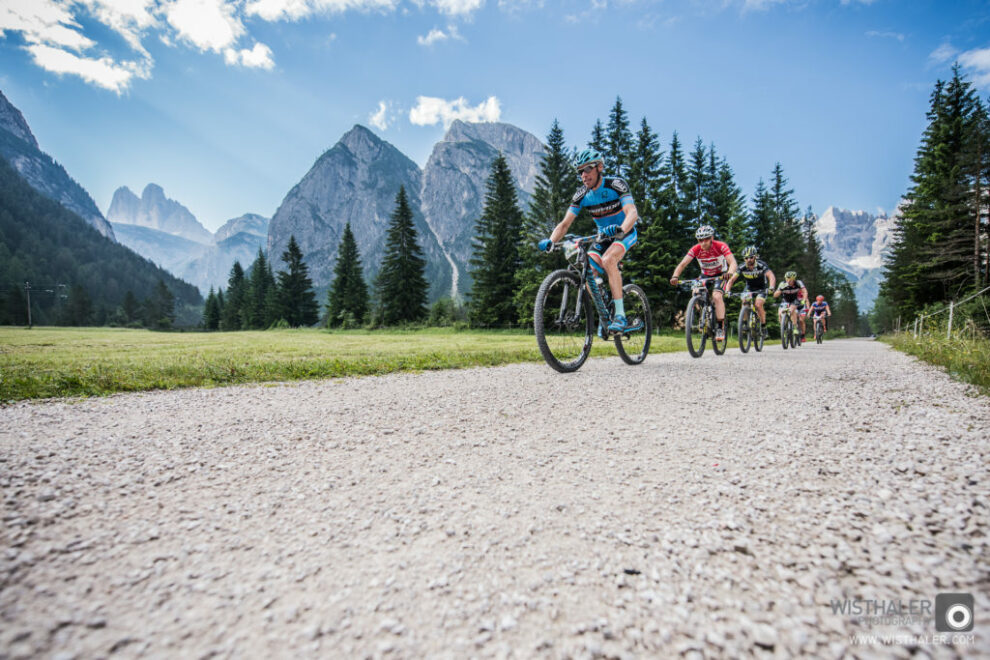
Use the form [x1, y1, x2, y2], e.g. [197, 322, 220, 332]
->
[0, 326, 700, 401]
[883, 333, 990, 395]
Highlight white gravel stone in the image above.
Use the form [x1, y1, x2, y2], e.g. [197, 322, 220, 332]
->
[0, 339, 987, 657]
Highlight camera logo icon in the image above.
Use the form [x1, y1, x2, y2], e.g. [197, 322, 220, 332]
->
[935, 593, 974, 632]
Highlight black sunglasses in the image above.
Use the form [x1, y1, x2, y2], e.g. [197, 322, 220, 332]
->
[577, 164, 597, 175]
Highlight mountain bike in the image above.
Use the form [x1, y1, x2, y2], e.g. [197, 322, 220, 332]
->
[735, 289, 767, 353]
[778, 302, 794, 350]
[813, 314, 826, 344]
[533, 233, 652, 373]
[681, 277, 729, 358]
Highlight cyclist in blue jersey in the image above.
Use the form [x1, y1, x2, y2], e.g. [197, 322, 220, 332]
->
[537, 149, 639, 333]
[809, 295, 831, 333]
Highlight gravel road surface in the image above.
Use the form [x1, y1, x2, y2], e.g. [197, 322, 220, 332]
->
[2, 338, 988, 658]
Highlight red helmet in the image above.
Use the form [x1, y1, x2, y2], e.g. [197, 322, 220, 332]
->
[816, 295, 824, 302]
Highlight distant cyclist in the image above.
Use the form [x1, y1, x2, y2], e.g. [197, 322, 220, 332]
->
[809, 295, 831, 333]
[773, 271, 809, 341]
[670, 225, 737, 342]
[726, 246, 776, 338]
[538, 149, 639, 333]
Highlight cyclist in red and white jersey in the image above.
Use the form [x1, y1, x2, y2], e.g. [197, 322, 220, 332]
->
[669, 225, 737, 341]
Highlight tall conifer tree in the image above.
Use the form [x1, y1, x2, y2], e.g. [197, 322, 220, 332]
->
[326, 223, 369, 327]
[470, 153, 524, 327]
[378, 186, 428, 324]
[276, 235, 319, 327]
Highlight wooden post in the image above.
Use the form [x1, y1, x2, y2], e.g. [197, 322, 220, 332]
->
[947, 301, 954, 340]
[25, 281, 31, 328]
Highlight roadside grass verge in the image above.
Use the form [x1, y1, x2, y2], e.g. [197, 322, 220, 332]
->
[883, 333, 990, 395]
[0, 326, 700, 401]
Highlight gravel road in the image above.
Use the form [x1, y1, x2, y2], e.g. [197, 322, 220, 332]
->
[1, 338, 988, 658]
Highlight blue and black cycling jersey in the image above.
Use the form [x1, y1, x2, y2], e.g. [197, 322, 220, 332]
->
[569, 176, 635, 231]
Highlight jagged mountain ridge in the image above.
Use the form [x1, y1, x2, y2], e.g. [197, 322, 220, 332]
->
[108, 184, 214, 245]
[267, 125, 451, 300]
[268, 121, 547, 301]
[814, 205, 897, 310]
[0, 91, 115, 240]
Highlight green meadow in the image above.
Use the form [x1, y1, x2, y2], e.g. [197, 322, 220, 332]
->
[0, 326, 695, 401]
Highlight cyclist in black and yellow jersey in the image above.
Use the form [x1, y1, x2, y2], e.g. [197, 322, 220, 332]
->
[725, 246, 776, 338]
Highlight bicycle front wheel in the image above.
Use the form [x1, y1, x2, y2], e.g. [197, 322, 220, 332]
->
[614, 283, 652, 365]
[781, 317, 791, 350]
[754, 312, 765, 352]
[534, 269, 593, 373]
[685, 296, 707, 358]
[816, 321, 823, 343]
[713, 315, 728, 355]
[738, 307, 751, 354]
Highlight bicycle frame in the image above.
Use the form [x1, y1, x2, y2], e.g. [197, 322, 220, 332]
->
[559, 234, 614, 334]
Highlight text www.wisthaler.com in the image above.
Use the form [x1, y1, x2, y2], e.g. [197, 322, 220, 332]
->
[850, 633, 975, 646]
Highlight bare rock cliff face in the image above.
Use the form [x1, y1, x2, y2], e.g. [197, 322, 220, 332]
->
[267, 125, 450, 299]
[107, 184, 214, 245]
[0, 90, 115, 241]
[420, 120, 546, 297]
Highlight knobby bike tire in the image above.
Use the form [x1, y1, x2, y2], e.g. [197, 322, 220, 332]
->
[781, 316, 791, 350]
[534, 269, 593, 373]
[685, 295, 707, 358]
[713, 313, 728, 355]
[614, 283, 652, 365]
[738, 307, 751, 354]
[816, 321, 824, 344]
[754, 310, 765, 352]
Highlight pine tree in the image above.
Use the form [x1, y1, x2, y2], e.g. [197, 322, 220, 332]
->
[768, 163, 804, 274]
[326, 223, 369, 327]
[514, 120, 574, 325]
[202, 287, 221, 330]
[275, 235, 319, 327]
[143, 279, 175, 329]
[243, 249, 277, 329]
[122, 290, 140, 324]
[469, 153, 524, 327]
[605, 97, 633, 177]
[712, 159, 752, 251]
[377, 186, 429, 325]
[589, 119, 607, 156]
[750, 179, 775, 262]
[883, 65, 987, 317]
[220, 261, 246, 330]
[684, 138, 711, 228]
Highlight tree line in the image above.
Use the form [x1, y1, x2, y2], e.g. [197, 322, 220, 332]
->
[873, 65, 990, 333]
[324, 97, 859, 334]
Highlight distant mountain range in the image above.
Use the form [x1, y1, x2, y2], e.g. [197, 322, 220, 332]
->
[814, 205, 897, 310]
[107, 184, 269, 295]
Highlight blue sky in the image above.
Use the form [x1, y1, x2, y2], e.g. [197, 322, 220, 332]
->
[2, 0, 989, 232]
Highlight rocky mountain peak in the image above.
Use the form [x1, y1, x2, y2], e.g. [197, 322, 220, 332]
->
[107, 183, 213, 245]
[0, 90, 38, 149]
[338, 124, 385, 161]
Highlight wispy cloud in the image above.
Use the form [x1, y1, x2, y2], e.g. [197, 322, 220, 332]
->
[866, 30, 904, 42]
[368, 100, 395, 129]
[416, 24, 462, 46]
[163, 0, 244, 53]
[959, 46, 990, 88]
[25, 42, 150, 93]
[243, 0, 399, 22]
[417, 0, 484, 16]
[409, 95, 500, 126]
[929, 42, 958, 65]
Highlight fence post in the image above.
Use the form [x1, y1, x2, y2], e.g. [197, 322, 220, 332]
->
[947, 301, 953, 339]
[896, 316, 901, 334]
[914, 317, 919, 338]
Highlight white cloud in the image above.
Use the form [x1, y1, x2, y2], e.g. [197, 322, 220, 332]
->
[409, 95, 500, 126]
[163, 0, 244, 53]
[959, 46, 990, 88]
[742, 0, 788, 11]
[244, 0, 399, 22]
[416, 24, 462, 46]
[866, 30, 904, 42]
[77, 0, 157, 54]
[369, 100, 392, 129]
[224, 42, 275, 69]
[0, 0, 96, 52]
[428, 0, 484, 16]
[929, 42, 958, 64]
[25, 42, 150, 92]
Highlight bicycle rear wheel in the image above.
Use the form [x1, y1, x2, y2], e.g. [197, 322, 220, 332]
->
[614, 283, 652, 365]
[738, 307, 751, 354]
[685, 296, 707, 358]
[713, 315, 728, 355]
[534, 269, 593, 373]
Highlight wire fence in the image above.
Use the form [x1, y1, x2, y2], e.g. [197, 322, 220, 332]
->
[905, 284, 990, 340]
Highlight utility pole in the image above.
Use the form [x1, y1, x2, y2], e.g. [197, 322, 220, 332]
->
[24, 281, 32, 328]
